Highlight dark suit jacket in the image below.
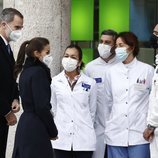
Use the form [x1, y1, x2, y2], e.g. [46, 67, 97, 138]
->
[0, 36, 19, 117]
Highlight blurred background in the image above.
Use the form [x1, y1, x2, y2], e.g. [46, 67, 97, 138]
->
[0, 0, 158, 65]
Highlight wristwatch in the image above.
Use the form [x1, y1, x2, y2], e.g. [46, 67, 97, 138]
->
[147, 124, 156, 131]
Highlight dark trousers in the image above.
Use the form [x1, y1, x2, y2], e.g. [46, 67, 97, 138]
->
[0, 116, 9, 158]
[104, 145, 107, 158]
[54, 149, 93, 158]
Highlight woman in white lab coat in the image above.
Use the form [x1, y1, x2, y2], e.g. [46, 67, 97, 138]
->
[104, 32, 154, 158]
[51, 44, 97, 158]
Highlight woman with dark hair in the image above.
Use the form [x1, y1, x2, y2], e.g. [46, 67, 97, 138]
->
[50, 44, 97, 158]
[12, 37, 58, 158]
[104, 32, 154, 158]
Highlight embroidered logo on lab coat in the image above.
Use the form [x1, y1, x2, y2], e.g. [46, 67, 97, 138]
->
[82, 83, 91, 91]
[94, 77, 102, 83]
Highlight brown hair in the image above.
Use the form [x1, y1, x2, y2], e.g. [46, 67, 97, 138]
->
[14, 37, 49, 79]
[116, 32, 139, 57]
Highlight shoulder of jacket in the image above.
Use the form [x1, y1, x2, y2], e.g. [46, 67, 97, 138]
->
[106, 62, 119, 72]
[52, 71, 63, 81]
[28, 66, 47, 78]
[31, 65, 44, 71]
[81, 73, 96, 84]
[86, 58, 100, 66]
[137, 61, 154, 71]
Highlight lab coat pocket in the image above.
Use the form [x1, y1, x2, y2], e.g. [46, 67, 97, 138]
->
[76, 90, 89, 106]
[134, 83, 149, 96]
[134, 83, 146, 91]
[131, 113, 147, 132]
[55, 115, 71, 135]
[105, 114, 125, 134]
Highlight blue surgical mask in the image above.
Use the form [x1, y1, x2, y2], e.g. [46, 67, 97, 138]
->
[115, 47, 128, 62]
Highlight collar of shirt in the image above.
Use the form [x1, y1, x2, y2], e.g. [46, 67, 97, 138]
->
[0, 34, 8, 46]
[64, 72, 81, 86]
[99, 56, 116, 65]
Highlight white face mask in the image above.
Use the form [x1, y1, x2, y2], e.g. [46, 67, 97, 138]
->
[115, 47, 128, 62]
[9, 30, 22, 42]
[62, 57, 78, 72]
[42, 54, 53, 68]
[98, 43, 111, 58]
[6, 23, 22, 41]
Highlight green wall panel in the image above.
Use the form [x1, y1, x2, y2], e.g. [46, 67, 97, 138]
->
[99, 0, 130, 34]
[71, 0, 94, 40]
[82, 48, 93, 65]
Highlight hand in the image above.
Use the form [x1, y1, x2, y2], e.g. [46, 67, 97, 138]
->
[143, 128, 154, 142]
[50, 136, 58, 141]
[5, 111, 17, 126]
[12, 99, 20, 113]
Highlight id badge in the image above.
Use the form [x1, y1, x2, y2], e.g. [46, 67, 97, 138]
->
[94, 77, 102, 83]
[82, 83, 91, 91]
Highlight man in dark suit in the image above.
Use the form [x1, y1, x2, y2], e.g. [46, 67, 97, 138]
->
[0, 8, 23, 158]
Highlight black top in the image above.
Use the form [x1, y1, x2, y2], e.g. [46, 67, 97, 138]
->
[0, 36, 19, 117]
[19, 57, 57, 137]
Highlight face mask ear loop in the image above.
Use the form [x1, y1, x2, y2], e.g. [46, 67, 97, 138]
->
[5, 22, 13, 32]
[0, 16, 5, 24]
[0, 17, 13, 32]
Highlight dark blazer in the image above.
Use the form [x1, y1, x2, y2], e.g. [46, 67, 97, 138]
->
[12, 57, 58, 158]
[0, 36, 19, 117]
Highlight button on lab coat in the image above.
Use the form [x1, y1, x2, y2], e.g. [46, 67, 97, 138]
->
[147, 66, 158, 158]
[104, 58, 154, 146]
[51, 71, 97, 151]
[85, 57, 117, 158]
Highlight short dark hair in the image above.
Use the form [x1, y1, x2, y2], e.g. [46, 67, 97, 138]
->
[0, 8, 23, 23]
[116, 32, 139, 57]
[101, 29, 117, 40]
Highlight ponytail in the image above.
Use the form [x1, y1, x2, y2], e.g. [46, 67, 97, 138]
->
[14, 41, 30, 79]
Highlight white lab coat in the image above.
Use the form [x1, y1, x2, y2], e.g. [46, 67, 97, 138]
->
[104, 58, 154, 146]
[147, 66, 158, 158]
[51, 71, 97, 151]
[84, 57, 117, 158]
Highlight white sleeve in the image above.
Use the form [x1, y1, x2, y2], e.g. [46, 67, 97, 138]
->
[89, 80, 97, 123]
[50, 80, 57, 117]
[147, 67, 158, 127]
[104, 71, 113, 122]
